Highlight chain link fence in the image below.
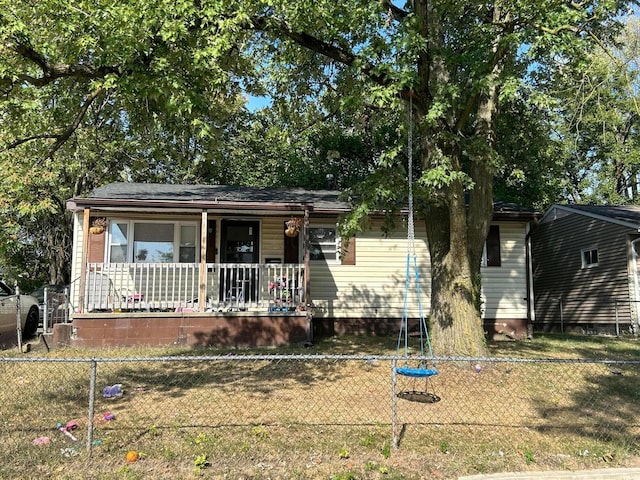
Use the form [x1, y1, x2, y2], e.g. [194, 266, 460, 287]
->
[1, 354, 638, 478]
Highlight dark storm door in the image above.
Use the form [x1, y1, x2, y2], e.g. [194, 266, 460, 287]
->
[220, 220, 260, 303]
[205, 220, 217, 264]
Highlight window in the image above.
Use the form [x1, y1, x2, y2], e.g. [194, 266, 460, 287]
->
[309, 226, 339, 262]
[134, 223, 174, 263]
[481, 225, 501, 267]
[107, 221, 198, 263]
[109, 222, 128, 263]
[179, 225, 197, 262]
[581, 247, 599, 268]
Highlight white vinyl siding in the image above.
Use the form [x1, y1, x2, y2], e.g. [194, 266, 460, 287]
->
[480, 222, 528, 320]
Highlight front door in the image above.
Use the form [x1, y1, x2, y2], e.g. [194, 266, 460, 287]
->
[220, 220, 259, 306]
[220, 220, 259, 263]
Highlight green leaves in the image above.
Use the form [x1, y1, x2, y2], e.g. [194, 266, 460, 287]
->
[0, 0, 634, 293]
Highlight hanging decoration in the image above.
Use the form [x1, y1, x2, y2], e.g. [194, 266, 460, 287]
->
[285, 217, 302, 237]
[89, 217, 107, 235]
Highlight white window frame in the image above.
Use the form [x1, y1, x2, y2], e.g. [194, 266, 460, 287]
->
[581, 246, 599, 269]
[308, 225, 340, 264]
[107, 220, 199, 263]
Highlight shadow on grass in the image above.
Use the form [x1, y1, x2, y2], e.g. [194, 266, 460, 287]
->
[489, 332, 640, 360]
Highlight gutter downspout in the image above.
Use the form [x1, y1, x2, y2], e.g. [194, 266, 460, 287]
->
[525, 223, 536, 339]
[630, 237, 640, 335]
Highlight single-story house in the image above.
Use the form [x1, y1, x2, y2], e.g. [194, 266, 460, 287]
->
[61, 182, 539, 348]
[531, 204, 640, 335]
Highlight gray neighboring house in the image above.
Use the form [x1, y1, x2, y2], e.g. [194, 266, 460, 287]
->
[531, 204, 640, 335]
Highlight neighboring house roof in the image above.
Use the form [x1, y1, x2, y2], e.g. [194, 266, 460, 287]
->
[492, 200, 540, 220]
[540, 204, 640, 232]
[67, 182, 539, 219]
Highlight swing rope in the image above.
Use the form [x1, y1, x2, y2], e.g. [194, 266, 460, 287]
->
[395, 91, 437, 379]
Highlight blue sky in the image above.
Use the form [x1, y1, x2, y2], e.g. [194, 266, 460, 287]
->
[246, 94, 272, 111]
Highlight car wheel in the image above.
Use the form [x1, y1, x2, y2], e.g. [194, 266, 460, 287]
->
[23, 307, 39, 339]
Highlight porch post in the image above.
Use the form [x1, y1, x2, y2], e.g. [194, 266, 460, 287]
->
[304, 207, 312, 342]
[199, 210, 208, 312]
[78, 208, 91, 312]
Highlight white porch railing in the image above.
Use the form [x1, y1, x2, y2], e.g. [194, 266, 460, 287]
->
[84, 263, 305, 313]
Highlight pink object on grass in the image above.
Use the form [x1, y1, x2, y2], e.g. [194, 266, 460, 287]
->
[32, 436, 51, 446]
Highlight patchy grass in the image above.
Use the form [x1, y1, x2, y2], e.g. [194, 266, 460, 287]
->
[492, 332, 640, 360]
[0, 333, 638, 479]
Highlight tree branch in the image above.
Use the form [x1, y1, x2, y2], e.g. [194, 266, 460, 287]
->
[2, 87, 106, 160]
[534, 23, 580, 35]
[43, 86, 106, 161]
[455, 11, 514, 133]
[379, 0, 409, 22]
[534, 0, 597, 37]
[1, 134, 58, 152]
[2, 39, 120, 88]
[249, 15, 393, 87]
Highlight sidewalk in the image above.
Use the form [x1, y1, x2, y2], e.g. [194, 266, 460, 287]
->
[459, 468, 640, 479]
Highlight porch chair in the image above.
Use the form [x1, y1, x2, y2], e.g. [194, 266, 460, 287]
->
[85, 271, 118, 312]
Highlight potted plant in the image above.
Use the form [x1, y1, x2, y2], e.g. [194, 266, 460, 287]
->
[89, 217, 107, 235]
[285, 217, 302, 237]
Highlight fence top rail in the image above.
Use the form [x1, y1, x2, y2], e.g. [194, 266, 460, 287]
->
[1, 355, 639, 365]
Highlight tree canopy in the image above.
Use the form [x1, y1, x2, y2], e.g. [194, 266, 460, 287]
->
[543, 16, 640, 204]
[1, 0, 636, 353]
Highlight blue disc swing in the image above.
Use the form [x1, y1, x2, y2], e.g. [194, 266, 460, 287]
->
[394, 94, 440, 403]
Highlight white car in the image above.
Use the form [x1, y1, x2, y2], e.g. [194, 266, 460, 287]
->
[0, 280, 40, 339]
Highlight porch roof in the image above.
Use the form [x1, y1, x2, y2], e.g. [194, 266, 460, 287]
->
[67, 182, 351, 214]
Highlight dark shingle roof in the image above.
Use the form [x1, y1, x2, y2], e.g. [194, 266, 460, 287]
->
[548, 204, 640, 230]
[72, 182, 349, 213]
[70, 182, 539, 219]
[562, 205, 640, 225]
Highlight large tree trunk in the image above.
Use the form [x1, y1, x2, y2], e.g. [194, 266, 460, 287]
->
[423, 178, 489, 358]
[413, 0, 505, 357]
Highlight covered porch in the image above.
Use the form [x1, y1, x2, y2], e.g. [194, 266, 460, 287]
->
[63, 262, 310, 348]
[64, 184, 354, 348]
[81, 262, 306, 314]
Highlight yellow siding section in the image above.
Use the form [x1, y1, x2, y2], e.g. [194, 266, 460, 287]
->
[309, 218, 431, 319]
[311, 219, 529, 320]
[260, 217, 286, 261]
[68, 212, 529, 321]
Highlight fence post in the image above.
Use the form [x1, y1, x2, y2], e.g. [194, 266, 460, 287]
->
[559, 298, 564, 334]
[15, 284, 23, 353]
[87, 359, 97, 455]
[391, 358, 398, 449]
